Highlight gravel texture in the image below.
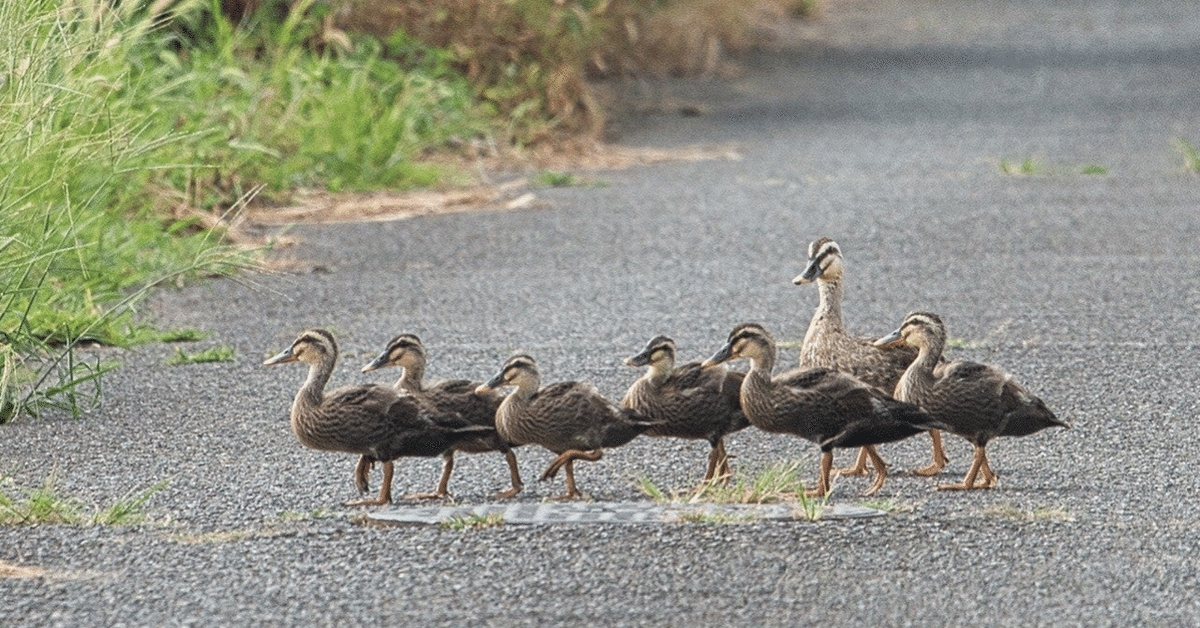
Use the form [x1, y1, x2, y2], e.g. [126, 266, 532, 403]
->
[3, 0, 1199, 625]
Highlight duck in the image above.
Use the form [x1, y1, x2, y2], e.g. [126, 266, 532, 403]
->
[263, 329, 494, 506]
[874, 312, 1068, 490]
[475, 354, 660, 500]
[794, 236, 949, 478]
[360, 333, 521, 498]
[703, 323, 945, 497]
[620, 335, 749, 485]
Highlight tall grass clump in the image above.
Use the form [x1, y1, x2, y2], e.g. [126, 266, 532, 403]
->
[0, 0, 244, 423]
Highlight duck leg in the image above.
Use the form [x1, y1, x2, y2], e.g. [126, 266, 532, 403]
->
[805, 451, 834, 498]
[406, 452, 455, 500]
[559, 460, 584, 501]
[496, 449, 524, 498]
[704, 439, 733, 485]
[353, 455, 374, 494]
[938, 444, 989, 491]
[540, 449, 603, 481]
[835, 446, 871, 477]
[344, 461, 394, 506]
[977, 452, 997, 488]
[862, 446, 890, 496]
[914, 430, 950, 476]
[710, 439, 729, 485]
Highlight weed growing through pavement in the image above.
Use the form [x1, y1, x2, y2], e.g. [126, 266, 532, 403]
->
[640, 460, 834, 521]
[166, 345, 236, 366]
[439, 512, 505, 530]
[157, 329, 212, 343]
[1177, 138, 1200, 173]
[999, 158, 1043, 175]
[0, 475, 167, 525]
[981, 503, 1074, 522]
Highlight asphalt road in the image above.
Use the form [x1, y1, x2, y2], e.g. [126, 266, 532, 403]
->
[4, 0, 1200, 625]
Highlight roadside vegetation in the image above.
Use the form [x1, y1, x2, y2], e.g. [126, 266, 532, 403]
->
[0, 474, 167, 525]
[2, 0, 811, 426]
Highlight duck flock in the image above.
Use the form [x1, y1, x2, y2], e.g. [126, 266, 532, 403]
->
[264, 238, 1068, 505]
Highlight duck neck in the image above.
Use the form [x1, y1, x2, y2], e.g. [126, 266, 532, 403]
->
[810, 278, 845, 333]
[395, 362, 425, 393]
[292, 351, 334, 425]
[644, 361, 672, 387]
[897, 337, 941, 402]
[740, 351, 777, 427]
[496, 377, 538, 440]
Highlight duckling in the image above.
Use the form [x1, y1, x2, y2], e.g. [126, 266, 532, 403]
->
[263, 329, 494, 506]
[476, 354, 660, 500]
[703, 323, 945, 497]
[874, 312, 1068, 490]
[794, 236, 949, 477]
[361, 333, 521, 499]
[621, 335, 749, 485]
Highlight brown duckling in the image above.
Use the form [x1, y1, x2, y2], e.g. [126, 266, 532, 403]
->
[263, 329, 493, 506]
[476, 354, 660, 500]
[874, 312, 1068, 490]
[794, 236, 949, 478]
[621, 335, 749, 485]
[703, 323, 945, 497]
[361, 333, 521, 499]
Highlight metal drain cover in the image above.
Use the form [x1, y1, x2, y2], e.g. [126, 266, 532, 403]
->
[368, 501, 886, 525]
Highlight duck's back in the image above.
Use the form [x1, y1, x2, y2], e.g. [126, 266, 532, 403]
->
[631, 362, 747, 440]
[800, 326, 917, 392]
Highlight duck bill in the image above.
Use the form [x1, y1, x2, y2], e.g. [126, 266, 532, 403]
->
[873, 329, 905, 348]
[701, 343, 735, 369]
[624, 350, 653, 367]
[792, 257, 822, 285]
[361, 350, 391, 373]
[477, 371, 506, 394]
[262, 348, 297, 366]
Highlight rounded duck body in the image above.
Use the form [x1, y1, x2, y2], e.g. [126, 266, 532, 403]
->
[477, 354, 660, 499]
[794, 236, 948, 477]
[621, 335, 749, 484]
[264, 329, 493, 506]
[362, 333, 521, 498]
[704, 323, 944, 497]
[875, 312, 1068, 490]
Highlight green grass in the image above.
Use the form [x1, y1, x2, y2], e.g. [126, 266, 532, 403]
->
[0, 1, 499, 422]
[165, 345, 236, 366]
[1177, 138, 1200, 173]
[999, 158, 1044, 175]
[439, 512, 505, 530]
[640, 460, 831, 521]
[1080, 164, 1108, 175]
[980, 503, 1073, 522]
[530, 170, 604, 188]
[0, 475, 167, 526]
[156, 329, 211, 343]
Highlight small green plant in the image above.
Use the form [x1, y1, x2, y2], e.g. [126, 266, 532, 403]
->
[693, 460, 812, 504]
[279, 508, 337, 522]
[981, 503, 1073, 522]
[166, 345, 236, 366]
[92, 480, 170, 525]
[792, 489, 829, 522]
[999, 158, 1043, 175]
[0, 476, 166, 526]
[1080, 164, 1108, 175]
[157, 329, 211, 343]
[440, 512, 505, 530]
[672, 509, 757, 525]
[1177, 138, 1200, 173]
